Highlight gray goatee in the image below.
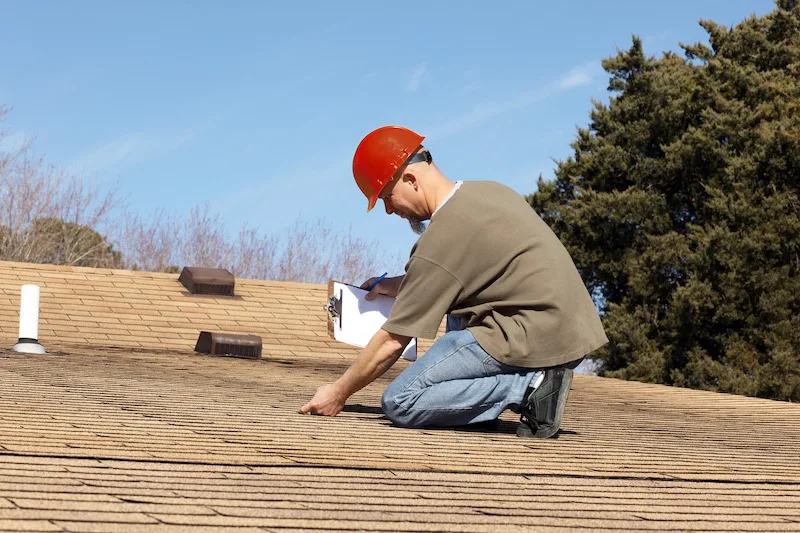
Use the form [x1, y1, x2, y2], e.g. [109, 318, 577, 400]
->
[408, 216, 427, 235]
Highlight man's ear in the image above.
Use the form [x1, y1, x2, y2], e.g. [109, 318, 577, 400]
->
[401, 172, 418, 190]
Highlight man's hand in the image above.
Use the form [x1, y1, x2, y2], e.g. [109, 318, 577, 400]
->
[299, 383, 346, 416]
[299, 330, 409, 417]
[360, 275, 403, 301]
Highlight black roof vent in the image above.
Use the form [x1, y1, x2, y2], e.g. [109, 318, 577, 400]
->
[194, 331, 262, 359]
[179, 267, 235, 296]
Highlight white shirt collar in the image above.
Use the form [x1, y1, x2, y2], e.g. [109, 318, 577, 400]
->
[432, 181, 463, 218]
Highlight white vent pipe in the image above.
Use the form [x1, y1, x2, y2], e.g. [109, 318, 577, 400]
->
[12, 284, 46, 354]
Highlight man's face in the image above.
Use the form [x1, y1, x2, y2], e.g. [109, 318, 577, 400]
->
[379, 174, 426, 235]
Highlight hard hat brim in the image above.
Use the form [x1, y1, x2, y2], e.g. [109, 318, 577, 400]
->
[366, 194, 378, 212]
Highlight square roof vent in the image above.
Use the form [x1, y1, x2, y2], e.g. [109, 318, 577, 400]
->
[194, 331, 262, 359]
[179, 267, 234, 296]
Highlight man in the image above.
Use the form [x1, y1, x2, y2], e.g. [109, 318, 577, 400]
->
[300, 125, 607, 438]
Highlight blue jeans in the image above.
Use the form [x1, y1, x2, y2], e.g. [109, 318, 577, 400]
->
[381, 316, 542, 428]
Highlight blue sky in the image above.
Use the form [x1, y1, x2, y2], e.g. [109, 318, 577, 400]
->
[0, 0, 777, 270]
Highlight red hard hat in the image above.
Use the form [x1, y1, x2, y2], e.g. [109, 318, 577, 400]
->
[352, 125, 425, 212]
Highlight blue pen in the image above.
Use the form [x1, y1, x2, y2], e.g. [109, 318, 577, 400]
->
[367, 272, 388, 291]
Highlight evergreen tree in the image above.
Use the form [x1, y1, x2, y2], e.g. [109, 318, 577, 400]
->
[28, 217, 122, 268]
[529, 0, 800, 401]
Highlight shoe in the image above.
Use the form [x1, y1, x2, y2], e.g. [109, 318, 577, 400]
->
[517, 366, 574, 438]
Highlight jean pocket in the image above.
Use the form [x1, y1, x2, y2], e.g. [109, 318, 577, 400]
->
[482, 355, 504, 376]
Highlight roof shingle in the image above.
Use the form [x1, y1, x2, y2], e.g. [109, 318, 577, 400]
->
[0, 260, 799, 532]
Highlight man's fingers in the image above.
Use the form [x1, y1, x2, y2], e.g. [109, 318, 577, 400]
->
[299, 403, 314, 415]
[360, 277, 378, 291]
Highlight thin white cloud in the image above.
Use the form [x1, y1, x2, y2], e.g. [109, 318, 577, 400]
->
[80, 136, 137, 172]
[559, 62, 598, 89]
[459, 80, 481, 96]
[428, 60, 601, 139]
[71, 128, 199, 176]
[643, 31, 672, 49]
[407, 63, 428, 93]
[428, 93, 540, 139]
[220, 154, 352, 220]
[457, 65, 482, 96]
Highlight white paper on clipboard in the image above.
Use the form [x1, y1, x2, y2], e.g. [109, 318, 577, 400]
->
[325, 280, 417, 361]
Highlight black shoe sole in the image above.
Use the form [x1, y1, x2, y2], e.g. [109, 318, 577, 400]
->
[516, 368, 574, 439]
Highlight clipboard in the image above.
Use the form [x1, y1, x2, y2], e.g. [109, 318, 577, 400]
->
[325, 280, 417, 361]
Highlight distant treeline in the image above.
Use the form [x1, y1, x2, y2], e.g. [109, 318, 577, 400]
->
[0, 107, 402, 286]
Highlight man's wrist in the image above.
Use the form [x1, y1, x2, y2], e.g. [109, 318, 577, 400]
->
[331, 378, 352, 400]
[389, 276, 403, 297]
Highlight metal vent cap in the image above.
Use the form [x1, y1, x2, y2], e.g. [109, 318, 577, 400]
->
[195, 331, 262, 359]
[179, 267, 235, 296]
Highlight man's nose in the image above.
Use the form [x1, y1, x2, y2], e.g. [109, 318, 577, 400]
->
[383, 199, 394, 215]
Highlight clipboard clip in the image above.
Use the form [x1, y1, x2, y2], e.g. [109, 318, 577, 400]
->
[324, 290, 342, 325]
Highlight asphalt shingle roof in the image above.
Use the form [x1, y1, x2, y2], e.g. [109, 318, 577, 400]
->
[1, 260, 798, 532]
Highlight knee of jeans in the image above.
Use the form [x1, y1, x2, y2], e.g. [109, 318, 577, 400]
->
[381, 385, 415, 428]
